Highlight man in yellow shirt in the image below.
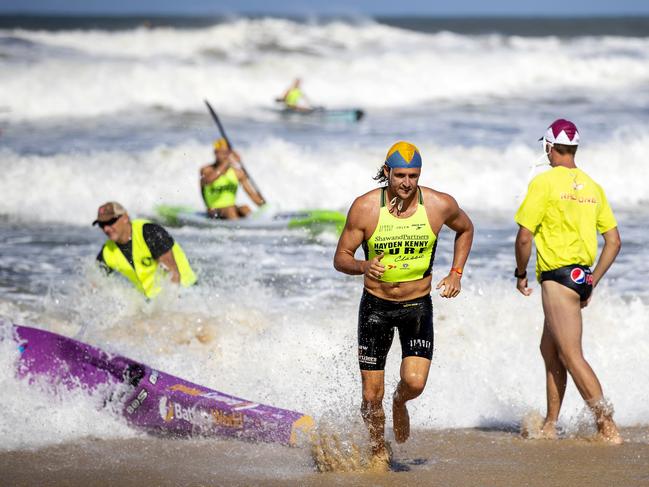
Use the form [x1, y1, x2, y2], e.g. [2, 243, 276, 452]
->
[514, 119, 622, 443]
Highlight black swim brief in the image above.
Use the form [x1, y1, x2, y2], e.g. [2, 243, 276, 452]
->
[540, 264, 594, 302]
[357, 290, 434, 371]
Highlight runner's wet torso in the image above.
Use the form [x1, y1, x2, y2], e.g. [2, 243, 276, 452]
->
[363, 187, 438, 301]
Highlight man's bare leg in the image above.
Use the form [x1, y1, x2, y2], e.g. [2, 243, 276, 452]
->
[541, 281, 622, 443]
[392, 356, 431, 443]
[360, 370, 389, 464]
[539, 320, 567, 439]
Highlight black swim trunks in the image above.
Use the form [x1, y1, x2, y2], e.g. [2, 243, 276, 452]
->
[357, 290, 434, 371]
[540, 264, 594, 302]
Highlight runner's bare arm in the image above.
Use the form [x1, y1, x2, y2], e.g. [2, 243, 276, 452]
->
[435, 197, 474, 298]
[592, 227, 621, 288]
[515, 225, 534, 296]
[334, 197, 383, 278]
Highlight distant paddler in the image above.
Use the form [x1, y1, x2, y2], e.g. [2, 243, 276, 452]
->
[200, 138, 266, 219]
[276, 78, 313, 112]
[94, 201, 196, 298]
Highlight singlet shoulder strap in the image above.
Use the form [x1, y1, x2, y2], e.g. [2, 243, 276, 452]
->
[380, 187, 386, 207]
[418, 186, 423, 205]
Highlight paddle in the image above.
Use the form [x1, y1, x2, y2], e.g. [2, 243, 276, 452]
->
[203, 100, 266, 201]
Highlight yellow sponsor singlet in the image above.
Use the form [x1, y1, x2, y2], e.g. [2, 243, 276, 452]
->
[363, 188, 437, 283]
[285, 88, 302, 108]
[202, 167, 239, 210]
[102, 219, 197, 298]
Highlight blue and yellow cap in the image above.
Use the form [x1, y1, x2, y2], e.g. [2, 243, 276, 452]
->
[385, 141, 422, 168]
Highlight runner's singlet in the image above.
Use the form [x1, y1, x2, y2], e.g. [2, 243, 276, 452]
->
[363, 188, 437, 283]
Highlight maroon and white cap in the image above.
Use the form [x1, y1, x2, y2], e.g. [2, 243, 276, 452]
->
[539, 119, 580, 145]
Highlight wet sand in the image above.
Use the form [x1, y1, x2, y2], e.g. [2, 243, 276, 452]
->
[2, 427, 649, 487]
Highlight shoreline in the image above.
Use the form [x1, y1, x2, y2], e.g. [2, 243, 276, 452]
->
[2, 427, 648, 486]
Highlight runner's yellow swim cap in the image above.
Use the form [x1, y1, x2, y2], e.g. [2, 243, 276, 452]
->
[385, 141, 422, 168]
[213, 138, 229, 151]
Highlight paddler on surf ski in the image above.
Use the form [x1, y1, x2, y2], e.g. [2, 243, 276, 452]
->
[276, 77, 313, 113]
[94, 201, 196, 298]
[200, 138, 266, 220]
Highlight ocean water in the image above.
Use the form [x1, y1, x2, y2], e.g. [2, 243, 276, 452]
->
[1, 15, 648, 454]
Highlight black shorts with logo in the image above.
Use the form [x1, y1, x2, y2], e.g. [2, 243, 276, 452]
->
[540, 264, 594, 302]
[357, 290, 434, 371]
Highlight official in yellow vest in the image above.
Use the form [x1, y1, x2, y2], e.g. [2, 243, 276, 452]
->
[333, 141, 474, 469]
[200, 138, 266, 220]
[93, 202, 196, 298]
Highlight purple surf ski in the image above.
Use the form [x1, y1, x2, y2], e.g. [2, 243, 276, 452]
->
[9, 324, 314, 446]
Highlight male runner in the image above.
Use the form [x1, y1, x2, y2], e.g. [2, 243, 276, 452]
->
[334, 141, 474, 467]
[514, 119, 622, 443]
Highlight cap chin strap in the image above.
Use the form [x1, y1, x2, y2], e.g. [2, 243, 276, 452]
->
[516, 149, 552, 204]
[525, 141, 552, 182]
[529, 151, 550, 173]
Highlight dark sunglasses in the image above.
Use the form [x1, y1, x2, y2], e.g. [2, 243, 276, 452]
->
[98, 215, 122, 229]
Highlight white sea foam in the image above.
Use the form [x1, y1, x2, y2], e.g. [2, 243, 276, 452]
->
[2, 19, 649, 118]
[0, 321, 137, 450]
[1, 278, 647, 450]
[0, 131, 647, 226]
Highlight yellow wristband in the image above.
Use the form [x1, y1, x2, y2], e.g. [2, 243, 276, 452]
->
[451, 267, 463, 276]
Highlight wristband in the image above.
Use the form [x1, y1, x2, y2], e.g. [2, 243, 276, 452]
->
[451, 267, 463, 276]
[514, 268, 527, 279]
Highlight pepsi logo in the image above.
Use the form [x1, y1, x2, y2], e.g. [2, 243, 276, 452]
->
[570, 268, 586, 284]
